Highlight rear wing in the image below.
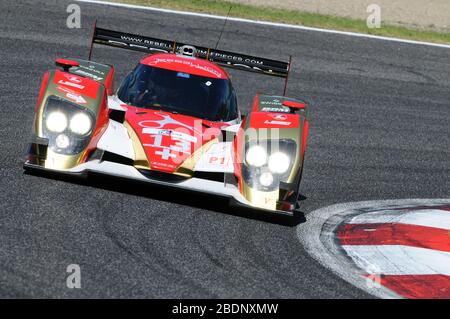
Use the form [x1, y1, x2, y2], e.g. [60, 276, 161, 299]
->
[88, 22, 291, 79]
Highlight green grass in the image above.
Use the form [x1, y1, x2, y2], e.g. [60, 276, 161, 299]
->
[102, 0, 450, 45]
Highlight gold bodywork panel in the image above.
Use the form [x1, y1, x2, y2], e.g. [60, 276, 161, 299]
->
[240, 110, 307, 210]
[34, 71, 105, 170]
[123, 121, 150, 170]
[175, 138, 218, 177]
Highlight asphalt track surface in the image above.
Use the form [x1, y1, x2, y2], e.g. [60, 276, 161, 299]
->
[1, 0, 449, 298]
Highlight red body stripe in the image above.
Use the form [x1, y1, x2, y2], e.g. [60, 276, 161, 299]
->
[82, 89, 109, 162]
[36, 72, 49, 112]
[338, 223, 450, 252]
[251, 94, 259, 112]
[367, 275, 450, 299]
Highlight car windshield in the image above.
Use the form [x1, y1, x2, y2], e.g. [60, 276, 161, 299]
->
[118, 64, 237, 121]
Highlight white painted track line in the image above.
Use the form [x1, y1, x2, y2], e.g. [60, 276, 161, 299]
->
[342, 245, 450, 276]
[76, 0, 450, 50]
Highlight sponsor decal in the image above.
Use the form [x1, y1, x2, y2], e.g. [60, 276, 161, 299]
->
[58, 80, 85, 90]
[194, 142, 233, 172]
[120, 36, 173, 50]
[209, 51, 265, 66]
[260, 99, 291, 113]
[57, 85, 75, 95]
[64, 74, 83, 83]
[117, 34, 266, 67]
[260, 100, 281, 105]
[142, 127, 197, 143]
[148, 57, 223, 78]
[261, 106, 289, 113]
[56, 85, 86, 104]
[72, 69, 104, 81]
[54, 71, 100, 99]
[139, 113, 202, 161]
[249, 111, 299, 128]
[269, 114, 288, 120]
[138, 112, 202, 134]
[65, 92, 87, 104]
[208, 156, 226, 165]
[177, 72, 190, 79]
[190, 63, 223, 78]
[71, 64, 106, 82]
[150, 161, 176, 169]
[263, 120, 291, 126]
[83, 64, 106, 75]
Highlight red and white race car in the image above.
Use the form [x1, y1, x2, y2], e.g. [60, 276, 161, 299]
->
[24, 25, 309, 215]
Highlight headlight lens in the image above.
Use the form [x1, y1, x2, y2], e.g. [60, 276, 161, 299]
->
[70, 113, 92, 135]
[268, 152, 290, 174]
[245, 145, 267, 167]
[55, 134, 70, 149]
[46, 111, 67, 133]
[259, 172, 274, 187]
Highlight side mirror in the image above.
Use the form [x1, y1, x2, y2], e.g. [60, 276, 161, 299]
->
[55, 58, 80, 72]
[282, 100, 306, 109]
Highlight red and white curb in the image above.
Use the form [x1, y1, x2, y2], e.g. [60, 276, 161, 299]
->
[297, 199, 450, 299]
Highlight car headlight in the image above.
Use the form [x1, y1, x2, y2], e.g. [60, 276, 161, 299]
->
[245, 145, 267, 167]
[242, 139, 297, 191]
[55, 134, 70, 149]
[46, 111, 67, 133]
[42, 95, 95, 155]
[259, 172, 274, 187]
[268, 152, 290, 174]
[70, 112, 92, 135]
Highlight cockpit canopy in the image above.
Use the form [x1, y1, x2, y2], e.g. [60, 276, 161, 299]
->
[118, 57, 238, 122]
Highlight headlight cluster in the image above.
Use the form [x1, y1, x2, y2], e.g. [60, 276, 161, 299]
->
[246, 145, 291, 174]
[42, 96, 95, 155]
[243, 139, 296, 191]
